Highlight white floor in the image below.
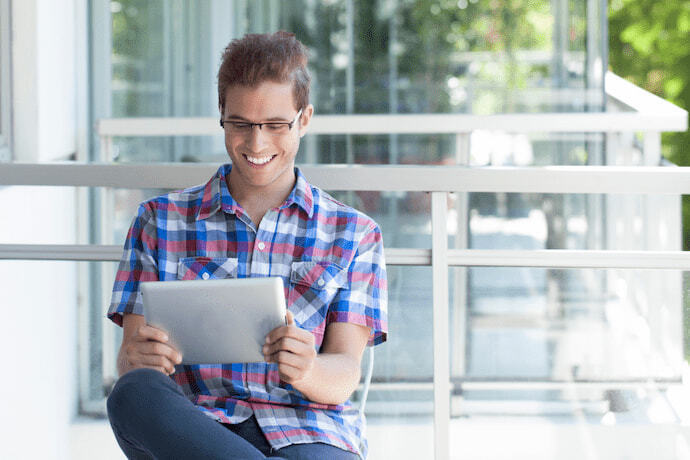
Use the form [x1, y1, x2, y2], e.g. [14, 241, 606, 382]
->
[70, 416, 690, 460]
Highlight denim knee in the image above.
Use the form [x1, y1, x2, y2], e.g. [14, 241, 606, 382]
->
[107, 368, 171, 422]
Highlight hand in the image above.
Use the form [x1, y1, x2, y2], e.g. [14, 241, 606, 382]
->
[263, 311, 317, 385]
[118, 322, 183, 376]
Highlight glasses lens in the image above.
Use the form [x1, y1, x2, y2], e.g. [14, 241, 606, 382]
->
[224, 122, 291, 136]
[263, 123, 291, 134]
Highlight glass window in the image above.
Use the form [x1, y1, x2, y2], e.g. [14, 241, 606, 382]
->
[80, 6, 689, 460]
[0, 0, 12, 162]
[98, 0, 606, 164]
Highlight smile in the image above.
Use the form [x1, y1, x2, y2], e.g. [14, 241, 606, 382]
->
[244, 155, 276, 165]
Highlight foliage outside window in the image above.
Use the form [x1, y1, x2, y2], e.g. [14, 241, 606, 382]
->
[609, 0, 690, 250]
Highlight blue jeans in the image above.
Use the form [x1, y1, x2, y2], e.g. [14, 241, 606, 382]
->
[107, 368, 359, 460]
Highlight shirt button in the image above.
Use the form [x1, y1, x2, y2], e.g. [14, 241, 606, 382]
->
[257, 242, 266, 250]
[317, 278, 325, 287]
[202, 272, 210, 280]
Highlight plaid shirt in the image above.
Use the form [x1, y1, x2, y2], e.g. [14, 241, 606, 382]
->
[108, 164, 388, 458]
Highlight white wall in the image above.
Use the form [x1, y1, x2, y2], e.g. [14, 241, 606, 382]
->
[1, 0, 81, 458]
[12, 0, 76, 163]
[0, 187, 78, 460]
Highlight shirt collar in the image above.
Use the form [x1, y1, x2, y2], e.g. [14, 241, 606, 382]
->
[196, 164, 314, 221]
[280, 167, 314, 218]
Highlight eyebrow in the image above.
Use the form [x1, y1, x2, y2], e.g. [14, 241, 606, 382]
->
[224, 114, 293, 122]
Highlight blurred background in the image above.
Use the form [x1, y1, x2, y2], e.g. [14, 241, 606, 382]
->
[0, 1, 688, 459]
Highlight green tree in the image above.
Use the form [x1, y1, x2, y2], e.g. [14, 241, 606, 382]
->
[609, 0, 690, 250]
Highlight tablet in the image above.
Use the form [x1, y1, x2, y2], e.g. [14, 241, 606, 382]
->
[141, 277, 286, 364]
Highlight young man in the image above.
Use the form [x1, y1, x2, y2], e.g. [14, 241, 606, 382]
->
[106, 31, 387, 459]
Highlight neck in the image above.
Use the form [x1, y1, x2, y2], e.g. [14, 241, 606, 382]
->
[226, 170, 296, 225]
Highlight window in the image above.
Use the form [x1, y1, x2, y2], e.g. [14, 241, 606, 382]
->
[80, 2, 689, 458]
[0, 0, 11, 162]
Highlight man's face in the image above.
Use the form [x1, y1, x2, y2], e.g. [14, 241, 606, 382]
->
[221, 81, 312, 196]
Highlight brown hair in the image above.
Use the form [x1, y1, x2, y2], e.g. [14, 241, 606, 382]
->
[217, 31, 310, 112]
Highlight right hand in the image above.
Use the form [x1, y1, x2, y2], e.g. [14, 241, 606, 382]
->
[118, 315, 182, 376]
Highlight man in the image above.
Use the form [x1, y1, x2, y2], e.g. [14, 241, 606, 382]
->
[106, 31, 387, 460]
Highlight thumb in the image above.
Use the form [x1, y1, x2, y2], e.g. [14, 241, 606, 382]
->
[286, 310, 295, 326]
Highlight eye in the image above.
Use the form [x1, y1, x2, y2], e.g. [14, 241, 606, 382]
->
[229, 122, 252, 130]
[264, 123, 287, 132]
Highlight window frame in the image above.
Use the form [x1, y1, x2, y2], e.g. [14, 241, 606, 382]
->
[0, 0, 12, 162]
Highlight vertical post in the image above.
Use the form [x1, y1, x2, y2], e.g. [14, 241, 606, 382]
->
[99, 135, 117, 388]
[345, 0, 355, 206]
[432, 192, 450, 460]
[452, 134, 469, 379]
[642, 132, 661, 166]
[388, 1, 400, 245]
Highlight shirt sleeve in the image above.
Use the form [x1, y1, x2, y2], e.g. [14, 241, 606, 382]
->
[326, 221, 388, 346]
[107, 202, 160, 326]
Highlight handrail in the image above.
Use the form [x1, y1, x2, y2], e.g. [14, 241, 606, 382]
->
[93, 72, 687, 136]
[1, 163, 689, 194]
[2, 244, 689, 270]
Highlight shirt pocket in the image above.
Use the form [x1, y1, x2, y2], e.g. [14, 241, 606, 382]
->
[287, 260, 349, 344]
[177, 256, 238, 280]
[290, 260, 349, 291]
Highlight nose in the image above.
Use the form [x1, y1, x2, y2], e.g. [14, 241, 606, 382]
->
[245, 125, 268, 151]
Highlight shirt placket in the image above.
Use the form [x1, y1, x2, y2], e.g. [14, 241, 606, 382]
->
[246, 208, 279, 402]
[231, 210, 259, 399]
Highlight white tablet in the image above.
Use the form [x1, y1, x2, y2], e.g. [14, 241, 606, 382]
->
[141, 277, 287, 364]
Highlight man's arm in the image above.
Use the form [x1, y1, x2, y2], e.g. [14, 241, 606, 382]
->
[263, 311, 370, 406]
[117, 313, 182, 377]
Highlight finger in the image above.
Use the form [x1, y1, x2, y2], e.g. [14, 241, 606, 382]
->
[147, 365, 171, 375]
[123, 340, 182, 368]
[273, 350, 305, 368]
[137, 325, 169, 343]
[123, 361, 170, 376]
[127, 355, 175, 375]
[286, 310, 295, 325]
[137, 353, 177, 374]
[265, 325, 314, 346]
[276, 361, 304, 383]
[139, 341, 183, 364]
[263, 336, 313, 357]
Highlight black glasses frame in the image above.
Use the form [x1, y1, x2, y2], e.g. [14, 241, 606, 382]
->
[220, 109, 303, 132]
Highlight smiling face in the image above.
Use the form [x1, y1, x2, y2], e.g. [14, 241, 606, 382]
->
[222, 80, 313, 202]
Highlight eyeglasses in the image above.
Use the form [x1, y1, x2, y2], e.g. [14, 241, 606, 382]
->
[220, 109, 303, 136]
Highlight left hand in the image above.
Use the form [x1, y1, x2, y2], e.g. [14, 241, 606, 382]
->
[263, 310, 317, 384]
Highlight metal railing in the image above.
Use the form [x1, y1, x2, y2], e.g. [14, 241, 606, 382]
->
[1, 164, 689, 460]
[0, 71, 687, 460]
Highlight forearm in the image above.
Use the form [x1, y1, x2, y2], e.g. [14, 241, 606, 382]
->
[292, 352, 362, 406]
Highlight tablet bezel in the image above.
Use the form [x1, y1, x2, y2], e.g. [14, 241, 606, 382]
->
[141, 277, 286, 364]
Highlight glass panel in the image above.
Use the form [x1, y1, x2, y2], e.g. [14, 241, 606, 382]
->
[365, 266, 434, 458]
[111, 131, 608, 166]
[450, 192, 681, 253]
[451, 266, 685, 380]
[448, 268, 689, 459]
[107, 0, 605, 116]
[0, 0, 10, 161]
[0, 186, 81, 244]
[104, 0, 606, 162]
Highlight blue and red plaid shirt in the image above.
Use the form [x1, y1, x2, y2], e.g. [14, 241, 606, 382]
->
[108, 163, 388, 458]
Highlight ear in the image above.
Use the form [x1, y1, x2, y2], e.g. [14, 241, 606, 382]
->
[298, 104, 314, 138]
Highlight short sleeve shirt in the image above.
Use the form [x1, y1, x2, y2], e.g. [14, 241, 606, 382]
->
[108, 164, 388, 458]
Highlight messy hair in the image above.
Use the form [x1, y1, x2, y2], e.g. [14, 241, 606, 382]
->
[217, 31, 310, 112]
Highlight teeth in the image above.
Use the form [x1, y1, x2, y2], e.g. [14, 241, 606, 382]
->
[245, 155, 274, 165]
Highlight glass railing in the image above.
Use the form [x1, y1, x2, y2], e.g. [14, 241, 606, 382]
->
[0, 72, 687, 460]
